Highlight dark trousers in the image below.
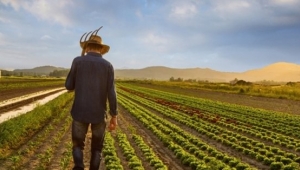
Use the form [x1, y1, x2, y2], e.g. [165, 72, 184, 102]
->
[72, 120, 106, 170]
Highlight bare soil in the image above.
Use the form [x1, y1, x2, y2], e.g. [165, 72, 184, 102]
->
[0, 89, 65, 114]
[136, 84, 300, 115]
[2, 84, 300, 169]
[0, 85, 64, 102]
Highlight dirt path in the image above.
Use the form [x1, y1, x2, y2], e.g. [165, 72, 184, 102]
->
[0, 85, 64, 102]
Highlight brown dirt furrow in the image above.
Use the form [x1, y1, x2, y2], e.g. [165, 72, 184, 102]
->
[22, 118, 71, 169]
[110, 130, 130, 170]
[0, 119, 64, 169]
[83, 127, 92, 169]
[0, 85, 64, 102]
[215, 122, 300, 157]
[160, 113, 268, 170]
[0, 89, 65, 114]
[118, 105, 188, 170]
[47, 125, 72, 170]
[137, 84, 300, 115]
[118, 114, 156, 170]
[122, 94, 268, 170]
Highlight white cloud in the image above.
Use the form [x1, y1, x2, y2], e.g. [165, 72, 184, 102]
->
[0, 16, 10, 23]
[40, 35, 53, 40]
[169, 1, 198, 19]
[213, 0, 251, 12]
[0, 1, 300, 71]
[0, 32, 9, 45]
[0, 0, 74, 26]
[142, 33, 168, 46]
[140, 32, 170, 53]
[135, 9, 143, 19]
[272, 0, 299, 5]
[212, 0, 253, 19]
[0, 0, 21, 10]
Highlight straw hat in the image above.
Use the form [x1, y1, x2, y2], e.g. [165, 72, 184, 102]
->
[80, 27, 110, 55]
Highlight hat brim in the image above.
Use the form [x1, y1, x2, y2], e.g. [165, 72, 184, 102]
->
[80, 42, 110, 55]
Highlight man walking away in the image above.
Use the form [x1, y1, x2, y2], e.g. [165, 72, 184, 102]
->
[65, 27, 118, 170]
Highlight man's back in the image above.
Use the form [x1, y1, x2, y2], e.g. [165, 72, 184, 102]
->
[67, 28, 118, 170]
[65, 52, 116, 123]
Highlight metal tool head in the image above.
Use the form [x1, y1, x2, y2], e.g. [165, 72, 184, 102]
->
[79, 26, 103, 56]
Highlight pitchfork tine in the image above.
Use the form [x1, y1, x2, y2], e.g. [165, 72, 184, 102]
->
[84, 31, 93, 42]
[89, 26, 103, 41]
[90, 30, 99, 40]
[94, 26, 103, 35]
[80, 32, 87, 43]
[80, 31, 92, 56]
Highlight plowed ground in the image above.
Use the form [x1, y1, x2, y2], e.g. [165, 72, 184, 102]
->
[1, 84, 299, 169]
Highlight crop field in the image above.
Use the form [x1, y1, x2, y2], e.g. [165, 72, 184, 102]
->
[1, 79, 300, 170]
[0, 77, 65, 101]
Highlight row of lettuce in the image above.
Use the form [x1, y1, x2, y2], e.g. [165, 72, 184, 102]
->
[104, 130, 168, 170]
[2, 80, 300, 169]
[117, 82, 300, 170]
[0, 92, 74, 169]
[0, 77, 65, 92]
[118, 89, 255, 170]
[0, 90, 168, 170]
[118, 83, 300, 149]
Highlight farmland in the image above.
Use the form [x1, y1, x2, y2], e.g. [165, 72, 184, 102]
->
[0, 77, 65, 102]
[1, 78, 300, 169]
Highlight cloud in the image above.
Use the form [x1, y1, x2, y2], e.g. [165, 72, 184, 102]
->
[141, 32, 168, 48]
[0, 16, 10, 23]
[272, 0, 299, 5]
[0, 0, 74, 26]
[213, 0, 251, 13]
[169, 1, 198, 19]
[40, 35, 53, 40]
[0, 0, 21, 10]
[0, 32, 8, 45]
[1, 1, 300, 71]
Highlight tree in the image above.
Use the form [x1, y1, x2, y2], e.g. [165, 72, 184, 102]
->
[49, 69, 70, 77]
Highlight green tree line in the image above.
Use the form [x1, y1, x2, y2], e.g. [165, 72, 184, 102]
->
[0, 69, 69, 77]
[49, 69, 70, 77]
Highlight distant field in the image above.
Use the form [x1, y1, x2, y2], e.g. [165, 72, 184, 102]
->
[0, 77, 65, 101]
[1, 78, 300, 169]
[125, 80, 300, 101]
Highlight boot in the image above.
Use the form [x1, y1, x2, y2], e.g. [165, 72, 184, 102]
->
[72, 147, 84, 170]
[89, 151, 101, 170]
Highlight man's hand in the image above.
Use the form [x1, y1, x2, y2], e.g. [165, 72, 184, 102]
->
[109, 116, 117, 131]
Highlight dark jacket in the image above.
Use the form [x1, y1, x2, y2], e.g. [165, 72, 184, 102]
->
[65, 52, 118, 123]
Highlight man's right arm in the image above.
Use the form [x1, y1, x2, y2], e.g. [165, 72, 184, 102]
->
[65, 59, 77, 91]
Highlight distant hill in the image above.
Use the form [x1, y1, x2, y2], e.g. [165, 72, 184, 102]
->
[115, 62, 300, 82]
[115, 66, 236, 82]
[0, 66, 69, 76]
[241, 62, 300, 82]
[13, 66, 67, 75]
[3, 62, 300, 82]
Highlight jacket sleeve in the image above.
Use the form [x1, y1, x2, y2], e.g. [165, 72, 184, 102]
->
[107, 64, 118, 116]
[65, 59, 77, 90]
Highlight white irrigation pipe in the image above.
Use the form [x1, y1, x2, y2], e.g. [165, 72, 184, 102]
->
[0, 89, 67, 124]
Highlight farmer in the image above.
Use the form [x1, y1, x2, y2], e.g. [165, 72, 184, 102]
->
[65, 27, 118, 170]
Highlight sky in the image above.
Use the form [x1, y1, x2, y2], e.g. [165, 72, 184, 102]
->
[0, 0, 300, 72]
